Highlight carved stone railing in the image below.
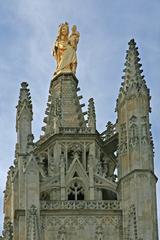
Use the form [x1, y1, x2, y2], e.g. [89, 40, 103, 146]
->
[59, 127, 92, 134]
[40, 200, 121, 210]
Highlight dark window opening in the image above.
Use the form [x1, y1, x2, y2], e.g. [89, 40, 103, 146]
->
[77, 192, 84, 200]
[102, 189, 117, 200]
[68, 192, 75, 200]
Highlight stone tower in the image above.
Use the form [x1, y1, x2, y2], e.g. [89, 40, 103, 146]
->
[116, 39, 158, 239]
[1, 25, 158, 240]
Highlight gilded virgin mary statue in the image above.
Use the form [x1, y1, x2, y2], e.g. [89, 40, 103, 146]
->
[51, 22, 80, 75]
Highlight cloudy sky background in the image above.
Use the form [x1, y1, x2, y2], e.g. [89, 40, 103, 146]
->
[0, 0, 159, 233]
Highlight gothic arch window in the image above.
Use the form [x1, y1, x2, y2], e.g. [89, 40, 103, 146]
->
[67, 181, 85, 200]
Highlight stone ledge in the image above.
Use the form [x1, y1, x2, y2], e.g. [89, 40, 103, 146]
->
[51, 72, 79, 86]
[14, 209, 25, 219]
[118, 169, 158, 184]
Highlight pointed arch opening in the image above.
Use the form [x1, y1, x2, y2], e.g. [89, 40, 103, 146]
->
[67, 181, 85, 200]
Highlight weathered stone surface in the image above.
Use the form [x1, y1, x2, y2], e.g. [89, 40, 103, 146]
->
[40, 214, 122, 240]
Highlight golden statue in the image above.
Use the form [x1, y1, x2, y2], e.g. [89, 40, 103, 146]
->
[52, 23, 80, 75]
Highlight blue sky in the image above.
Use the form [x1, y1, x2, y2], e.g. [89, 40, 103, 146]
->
[0, 0, 160, 233]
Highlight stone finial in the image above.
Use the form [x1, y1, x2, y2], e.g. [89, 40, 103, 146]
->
[88, 98, 96, 132]
[105, 121, 114, 140]
[16, 82, 33, 127]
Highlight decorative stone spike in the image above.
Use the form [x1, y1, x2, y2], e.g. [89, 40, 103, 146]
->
[80, 103, 85, 108]
[43, 117, 48, 124]
[88, 98, 96, 133]
[41, 126, 46, 132]
[48, 95, 52, 102]
[45, 109, 49, 115]
[83, 111, 87, 115]
[78, 95, 83, 100]
[76, 87, 80, 92]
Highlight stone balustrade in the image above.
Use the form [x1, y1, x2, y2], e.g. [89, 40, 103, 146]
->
[40, 200, 121, 210]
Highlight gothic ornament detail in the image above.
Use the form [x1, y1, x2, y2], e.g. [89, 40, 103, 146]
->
[129, 115, 139, 150]
[119, 123, 127, 154]
[95, 225, 104, 240]
[141, 116, 148, 144]
[127, 205, 138, 240]
[40, 215, 121, 233]
[27, 205, 40, 240]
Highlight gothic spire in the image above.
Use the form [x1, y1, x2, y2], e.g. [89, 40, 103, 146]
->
[116, 39, 150, 112]
[123, 39, 144, 86]
[116, 39, 157, 239]
[116, 39, 154, 173]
